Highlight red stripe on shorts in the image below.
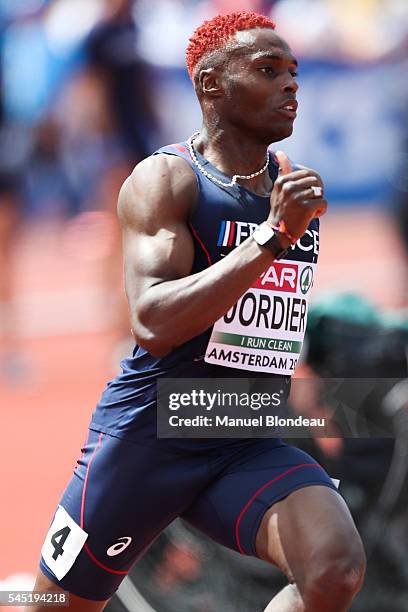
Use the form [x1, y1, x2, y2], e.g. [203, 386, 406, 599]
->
[235, 463, 320, 555]
[80, 432, 129, 575]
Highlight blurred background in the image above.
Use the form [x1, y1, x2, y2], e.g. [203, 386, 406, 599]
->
[0, 0, 408, 610]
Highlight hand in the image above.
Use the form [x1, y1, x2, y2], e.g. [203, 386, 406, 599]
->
[267, 151, 328, 242]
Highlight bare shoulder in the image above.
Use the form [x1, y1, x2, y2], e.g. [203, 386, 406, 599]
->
[118, 153, 197, 231]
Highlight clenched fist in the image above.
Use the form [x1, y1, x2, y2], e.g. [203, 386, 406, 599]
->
[267, 150, 327, 243]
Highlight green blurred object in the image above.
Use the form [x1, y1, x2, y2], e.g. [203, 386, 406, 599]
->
[308, 292, 408, 331]
[306, 293, 408, 379]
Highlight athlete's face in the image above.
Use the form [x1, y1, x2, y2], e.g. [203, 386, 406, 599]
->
[219, 29, 299, 143]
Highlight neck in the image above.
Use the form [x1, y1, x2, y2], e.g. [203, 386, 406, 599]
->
[193, 124, 273, 196]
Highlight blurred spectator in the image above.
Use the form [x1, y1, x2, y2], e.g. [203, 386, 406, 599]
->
[24, 118, 79, 219]
[84, 0, 158, 166]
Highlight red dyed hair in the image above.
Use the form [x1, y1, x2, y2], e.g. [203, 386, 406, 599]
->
[186, 11, 276, 79]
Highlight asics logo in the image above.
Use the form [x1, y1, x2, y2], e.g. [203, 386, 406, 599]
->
[107, 537, 132, 556]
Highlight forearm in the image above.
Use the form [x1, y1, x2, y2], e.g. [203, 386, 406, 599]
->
[133, 237, 280, 356]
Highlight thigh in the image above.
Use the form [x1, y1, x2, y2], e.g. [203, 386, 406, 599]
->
[40, 430, 210, 601]
[182, 440, 339, 558]
[255, 484, 362, 587]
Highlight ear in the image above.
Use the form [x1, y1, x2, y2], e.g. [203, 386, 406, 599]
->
[198, 68, 223, 97]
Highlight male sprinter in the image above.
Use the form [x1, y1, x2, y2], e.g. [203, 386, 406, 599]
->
[30, 12, 366, 612]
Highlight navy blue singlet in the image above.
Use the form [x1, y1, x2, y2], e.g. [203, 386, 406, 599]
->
[90, 142, 320, 443]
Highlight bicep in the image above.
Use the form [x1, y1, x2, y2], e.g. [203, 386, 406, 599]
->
[118, 155, 196, 309]
[123, 221, 194, 306]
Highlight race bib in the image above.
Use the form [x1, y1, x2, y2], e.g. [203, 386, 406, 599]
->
[41, 505, 88, 580]
[205, 260, 315, 375]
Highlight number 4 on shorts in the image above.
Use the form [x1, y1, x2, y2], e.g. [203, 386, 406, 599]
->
[41, 505, 88, 580]
[51, 526, 71, 560]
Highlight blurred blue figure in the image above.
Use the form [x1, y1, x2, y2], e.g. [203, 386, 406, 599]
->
[84, 0, 158, 166]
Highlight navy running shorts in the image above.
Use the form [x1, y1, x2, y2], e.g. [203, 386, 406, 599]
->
[39, 429, 339, 601]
